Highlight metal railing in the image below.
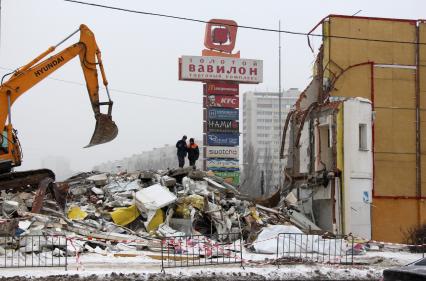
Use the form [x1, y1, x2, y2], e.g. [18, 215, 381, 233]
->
[422, 237, 426, 258]
[276, 233, 354, 266]
[0, 235, 68, 269]
[161, 233, 243, 271]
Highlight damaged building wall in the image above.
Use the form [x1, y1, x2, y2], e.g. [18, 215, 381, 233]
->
[283, 15, 426, 242]
[284, 96, 373, 238]
[320, 15, 425, 242]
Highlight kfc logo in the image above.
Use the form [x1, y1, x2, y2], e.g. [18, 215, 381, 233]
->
[205, 95, 239, 108]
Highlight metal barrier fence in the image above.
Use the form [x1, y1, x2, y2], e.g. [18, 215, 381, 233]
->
[0, 235, 68, 269]
[161, 233, 243, 271]
[276, 233, 354, 266]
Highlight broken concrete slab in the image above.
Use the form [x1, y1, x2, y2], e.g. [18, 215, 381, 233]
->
[139, 171, 155, 182]
[160, 176, 176, 188]
[91, 186, 104, 195]
[0, 219, 18, 236]
[157, 223, 186, 237]
[135, 183, 177, 212]
[188, 170, 205, 180]
[2, 200, 20, 216]
[287, 209, 321, 232]
[104, 180, 141, 194]
[87, 173, 108, 186]
[169, 218, 192, 235]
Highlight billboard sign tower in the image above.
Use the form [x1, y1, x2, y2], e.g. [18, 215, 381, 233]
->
[179, 19, 263, 185]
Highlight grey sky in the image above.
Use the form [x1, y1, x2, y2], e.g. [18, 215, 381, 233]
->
[0, 0, 423, 172]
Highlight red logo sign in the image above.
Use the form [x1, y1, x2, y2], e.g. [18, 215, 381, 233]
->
[204, 19, 238, 54]
[205, 83, 239, 95]
[205, 95, 239, 108]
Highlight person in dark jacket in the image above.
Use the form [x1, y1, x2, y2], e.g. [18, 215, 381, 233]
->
[187, 138, 199, 168]
[176, 135, 188, 168]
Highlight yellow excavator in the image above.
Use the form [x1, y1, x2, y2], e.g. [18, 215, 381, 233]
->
[0, 24, 118, 212]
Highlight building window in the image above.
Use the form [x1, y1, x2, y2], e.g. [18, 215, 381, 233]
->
[257, 126, 271, 130]
[257, 133, 269, 138]
[359, 123, 368, 151]
[257, 111, 273, 115]
[258, 103, 273, 108]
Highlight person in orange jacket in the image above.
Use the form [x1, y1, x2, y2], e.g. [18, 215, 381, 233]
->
[187, 138, 200, 168]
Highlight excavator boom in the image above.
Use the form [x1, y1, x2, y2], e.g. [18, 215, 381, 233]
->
[0, 24, 118, 151]
[0, 24, 118, 213]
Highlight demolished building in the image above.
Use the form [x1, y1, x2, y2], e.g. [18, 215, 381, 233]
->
[281, 15, 426, 243]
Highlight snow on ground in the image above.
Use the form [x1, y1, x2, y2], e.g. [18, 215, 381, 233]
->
[0, 263, 383, 280]
[0, 250, 423, 280]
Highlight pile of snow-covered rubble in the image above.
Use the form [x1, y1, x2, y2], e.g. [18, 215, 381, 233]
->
[0, 168, 382, 261]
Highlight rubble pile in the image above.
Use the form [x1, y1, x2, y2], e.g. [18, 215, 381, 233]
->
[0, 167, 324, 259]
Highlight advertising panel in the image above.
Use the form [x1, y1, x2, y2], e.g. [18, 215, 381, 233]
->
[205, 83, 239, 95]
[205, 94, 239, 108]
[179, 56, 263, 84]
[206, 120, 239, 132]
[206, 146, 239, 159]
[206, 132, 239, 146]
[213, 171, 240, 185]
[206, 159, 239, 171]
[208, 108, 238, 120]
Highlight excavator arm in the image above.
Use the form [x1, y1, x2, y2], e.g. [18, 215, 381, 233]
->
[0, 24, 118, 169]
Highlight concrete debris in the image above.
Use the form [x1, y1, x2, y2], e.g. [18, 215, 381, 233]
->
[91, 186, 104, 195]
[0, 219, 18, 236]
[135, 184, 177, 212]
[86, 173, 108, 186]
[0, 167, 338, 259]
[160, 176, 176, 188]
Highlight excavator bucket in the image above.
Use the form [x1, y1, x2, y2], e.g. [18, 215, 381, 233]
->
[85, 113, 118, 148]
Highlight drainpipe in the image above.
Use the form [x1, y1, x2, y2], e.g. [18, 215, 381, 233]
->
[415, 21, 421, 226]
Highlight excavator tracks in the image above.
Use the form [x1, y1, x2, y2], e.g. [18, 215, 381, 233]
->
[0, 169, 67, 212]
[0, 169, 55, 191]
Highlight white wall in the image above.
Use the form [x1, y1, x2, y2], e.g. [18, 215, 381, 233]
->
[343, 98, 373, 239]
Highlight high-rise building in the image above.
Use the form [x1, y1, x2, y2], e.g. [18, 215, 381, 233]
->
[242, 89, 300, 195]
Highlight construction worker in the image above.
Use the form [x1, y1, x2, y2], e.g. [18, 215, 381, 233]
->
[176, 135, 188, 168]
[187, 138, 200, 169]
